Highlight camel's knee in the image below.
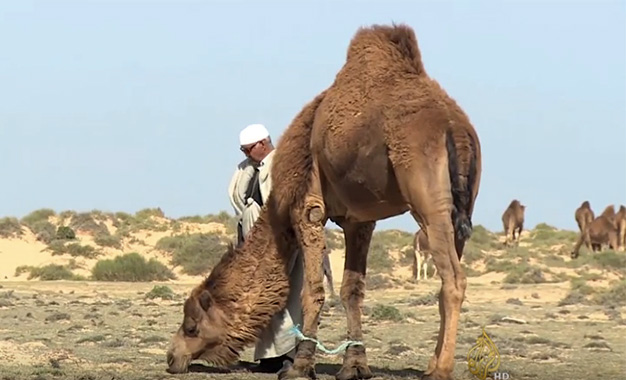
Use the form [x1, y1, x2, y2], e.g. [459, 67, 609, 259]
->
[304, 196, 325, 223]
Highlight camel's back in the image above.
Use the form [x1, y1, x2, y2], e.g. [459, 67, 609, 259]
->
[316, 24, 473, 141]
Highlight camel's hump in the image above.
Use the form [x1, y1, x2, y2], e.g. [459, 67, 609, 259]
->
[346, 23, 425, 75]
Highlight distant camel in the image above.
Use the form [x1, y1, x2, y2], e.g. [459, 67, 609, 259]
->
[412, 229, 437, 281]
[501, 200, 525, 246]
[571, 205, 619, 258]
[616, 205, 626, 251]
[322, 246, 335, 297]
[166, 23, 482, 380]
[575, 201, 595, 250]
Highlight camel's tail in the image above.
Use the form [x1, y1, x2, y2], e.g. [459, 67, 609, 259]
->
[445, 129, 478, 245]
[270, 90, 327, 222]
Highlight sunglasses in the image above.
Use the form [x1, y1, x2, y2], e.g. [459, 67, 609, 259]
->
[240, 140, 261, 154]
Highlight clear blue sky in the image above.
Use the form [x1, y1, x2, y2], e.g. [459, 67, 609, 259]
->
[1, 0, 624, 233]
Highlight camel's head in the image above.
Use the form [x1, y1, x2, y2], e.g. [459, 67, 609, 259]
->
[582, 200, 591, 209]
[166, 286, 237, 373]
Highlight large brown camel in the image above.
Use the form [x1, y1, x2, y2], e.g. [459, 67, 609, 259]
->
[166, 23, 482, 380]
[412, 228, 437, 281]
[615, 205, 626, 251]
[501, 200, 525, 246]
[571, 205, 619, 258]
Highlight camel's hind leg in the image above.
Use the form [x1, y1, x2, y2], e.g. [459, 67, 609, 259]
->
[335, 220, 376, 380]
[395, 172, 467, 380]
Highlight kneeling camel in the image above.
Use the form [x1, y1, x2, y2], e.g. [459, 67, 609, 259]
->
[166, 24, 482, 380]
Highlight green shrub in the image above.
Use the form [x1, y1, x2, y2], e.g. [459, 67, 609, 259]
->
[56, 226, 76, 240]
[592, 279, 626, 307]
[145, 285, 175, 300]
[503, 262, 549, 284]
[17, 264, 84, 281]
[135, 208, 165, 219]
[20, 208, 56, 226]
[205, 211, 238, 235]
[94, 231, 122, 249]
[91, 252, 176, 282]
[371, 304, 404, 322]
[157, 233, 227, 276]
[30, 220, 56, 244]
[69, 213, 109, 235]
[367, 240, 394, 273]
[0, 217, 23, 238]
[47, 242, 101, 259]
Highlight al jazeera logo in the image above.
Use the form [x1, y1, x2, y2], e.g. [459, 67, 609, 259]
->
[467, 327, 509, 380]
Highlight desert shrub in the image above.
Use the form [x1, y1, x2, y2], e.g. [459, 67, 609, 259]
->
[370, 304, 404, 322]
[29, 220, 56, 243]
[135, 208, 165, 219]
[157, 233, 227, 275]
[503, 262, 549, 284]
[17, 264, 84, 281]
[69, 212, 109, 235]
[58, 210, 76, 223]
[570, 277, 594, 295]
[529, 224, 578, 245]
[20, 208, 56, 226]
[94, 231, 122, 249]
[145, 285, 175, 300]
[325, 228, 345, 250]
[48, 242, 101, 259]
[205, 211, 238, 235]
[367, 240, 394, 273]
[91, 252, 176, 282]
[56, 226, 76, 240]
[0, 217, 23, 238]
[371, 229, 414, 250]
[399, 246, 415, 267]
[592, 279, 626, 307]
[484, 257, 517, 273]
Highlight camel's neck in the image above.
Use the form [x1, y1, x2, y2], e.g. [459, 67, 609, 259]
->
[209, 209, 294, 351]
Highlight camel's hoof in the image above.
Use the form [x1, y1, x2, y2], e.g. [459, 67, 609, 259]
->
[335, 364, 373, 380]
[277, 360, 316, 380]
[420, 371, 453, 380]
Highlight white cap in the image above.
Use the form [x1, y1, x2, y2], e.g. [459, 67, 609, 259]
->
[239, 123, 269, 146]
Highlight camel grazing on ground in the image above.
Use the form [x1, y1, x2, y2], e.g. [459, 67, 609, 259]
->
[501, 200, 525, 246]
[412, 228, 437, 281]
[166, 23, 482, 380]
[571, 205, 619, 258]
[615, 205, 626, 251]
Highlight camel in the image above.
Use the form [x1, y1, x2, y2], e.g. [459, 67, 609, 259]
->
[412, 228, 437, 281]
[575, 201, 595, 233]
[322, 246, 335, 297]
[166, 23, 482, 380]
[501, 200, 525, 246]
[574, 201, 595, 250]
[615, 205, 626, 251]
[571, 205, 619, 258]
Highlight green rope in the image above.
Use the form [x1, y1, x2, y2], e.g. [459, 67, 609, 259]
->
[288, 324, 363, 355]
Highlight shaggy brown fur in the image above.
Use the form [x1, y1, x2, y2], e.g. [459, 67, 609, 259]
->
[616, 205, 626, 251]
[571, 204, 619, 258]
[167, 23, 481, 380]
[501, 200, 525, 246]
[412, 228, 436, 281]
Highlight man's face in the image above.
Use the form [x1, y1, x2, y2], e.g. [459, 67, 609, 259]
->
[240, 139, 265, 163]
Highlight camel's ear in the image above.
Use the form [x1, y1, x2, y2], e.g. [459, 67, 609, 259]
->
[198, 289, 213, 311]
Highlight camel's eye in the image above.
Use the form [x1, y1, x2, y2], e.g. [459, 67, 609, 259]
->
[184, 325, 198, 337]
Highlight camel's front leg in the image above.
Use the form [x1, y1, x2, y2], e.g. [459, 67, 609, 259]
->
[335, 221, 375, 380]
[279, 196, 327, 380]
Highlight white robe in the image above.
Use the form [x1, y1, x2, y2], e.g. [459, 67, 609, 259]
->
[227, 150, 303, 361]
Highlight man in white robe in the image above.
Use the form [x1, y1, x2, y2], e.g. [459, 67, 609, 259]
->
[227, 123, 304, 373]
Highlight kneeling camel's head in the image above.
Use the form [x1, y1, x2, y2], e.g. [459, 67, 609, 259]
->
[166, 284, 235, 374]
